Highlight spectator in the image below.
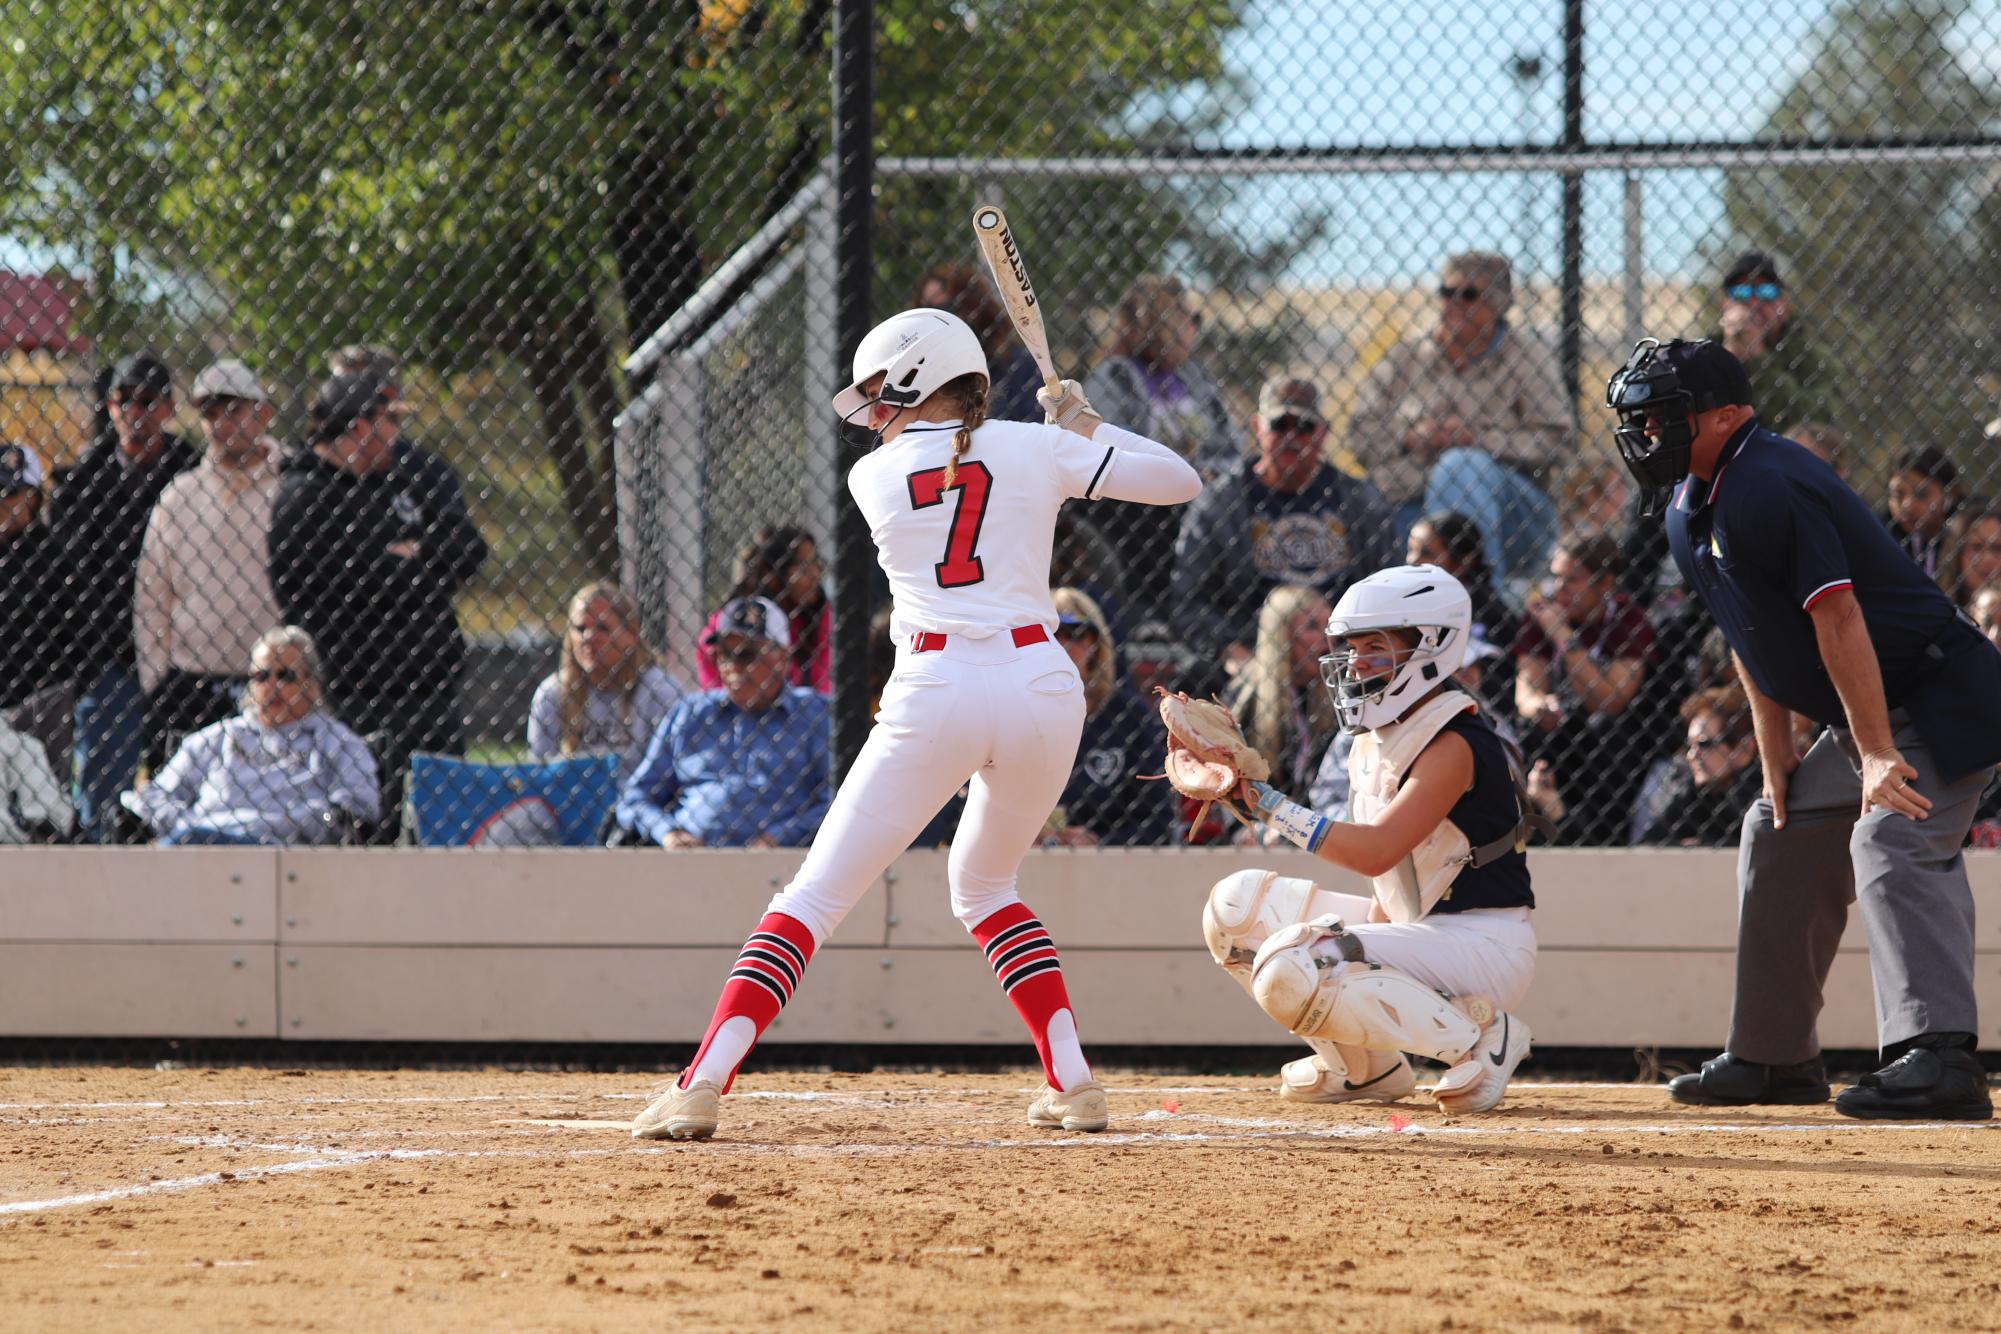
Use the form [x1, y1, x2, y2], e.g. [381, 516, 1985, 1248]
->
[1629, 685, 1764, 847]
[1404, 509, 1516, 659]
[269, 372, 488, 840]
[1228, 584, 1338, 814]
[1348, 250, 1570, 582]
[1512, 532, 1657, 843]
[49, 353, 199, 840]
[615, 596, 832, 848]
[121, 627, 379, 846]
[0, 708, 71, 843]
[1557, 459, 1631, 541]
[1043, 587, 1176, 847]
[0, 444, 73, 710]
[1883, 444, 1965, 580]
[1085, 274, 1238, 614]
[1051, 508, 1131, 645]
[1940, 505, 2001, 610]
[1972, 583, 2001, 652]
[696, 525, 831, 693]
[1713, 250, 1838, 434]
[1790, 421, 1848, 480]
[135, 359, 286, 768]
[915, 264, 1040, 423]
[527, 582, 685, 780]
[1171, 375, 1393, 673]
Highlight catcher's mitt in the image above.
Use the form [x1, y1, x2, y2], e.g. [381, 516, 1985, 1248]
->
[1153, 688, 1270, 840]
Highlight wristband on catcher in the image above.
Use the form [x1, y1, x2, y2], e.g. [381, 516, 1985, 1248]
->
[1247, 780, 1331, 854]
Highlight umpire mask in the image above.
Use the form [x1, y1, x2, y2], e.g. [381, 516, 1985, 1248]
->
[1605, 338, 1697, 517]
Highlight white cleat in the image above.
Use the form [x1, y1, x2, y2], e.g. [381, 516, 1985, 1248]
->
[1026, 1079, 1109, 1132]
[1280, 1052, 1418, 1104]
[631, 1079, 721, 1140]
[1433, 1012, 1532, 1115]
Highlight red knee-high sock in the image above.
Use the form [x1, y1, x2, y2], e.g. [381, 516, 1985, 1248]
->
[971, 901, 1076, 1089]
[682, 912, 815, 1093]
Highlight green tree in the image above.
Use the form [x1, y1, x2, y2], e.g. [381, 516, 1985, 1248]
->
[0, 1, 1253, 572]
[1718, 0, 2001, 467]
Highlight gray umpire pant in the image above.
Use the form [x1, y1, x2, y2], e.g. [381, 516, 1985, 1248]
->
[1728, 711, 1989, 1064]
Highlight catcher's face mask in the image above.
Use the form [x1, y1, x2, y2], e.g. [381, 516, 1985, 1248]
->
[1605, 338, 1698, 517]
[1320, 628, 1432, 736]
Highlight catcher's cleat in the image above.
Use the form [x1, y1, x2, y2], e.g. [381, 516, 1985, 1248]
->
[1280, 1051, 1418, 1104]
[1433, 1012, 1532, 1115]
[1026, 1079, 1109, 1132]
[632, 1079, 721, 1141]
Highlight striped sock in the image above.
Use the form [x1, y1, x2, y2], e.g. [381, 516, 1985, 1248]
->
[683, 913, 815, 1094]
[971, 902, 1089, 1090]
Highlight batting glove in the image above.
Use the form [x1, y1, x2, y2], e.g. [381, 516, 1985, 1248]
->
[1037, 379, 1096, 428]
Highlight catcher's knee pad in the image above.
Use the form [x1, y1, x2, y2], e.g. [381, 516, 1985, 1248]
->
[1249, 924, 1480, 1065]
[1203, 869, 1322, 978]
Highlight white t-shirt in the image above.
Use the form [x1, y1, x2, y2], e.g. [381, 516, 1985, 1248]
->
[848, 417, 1196, 639]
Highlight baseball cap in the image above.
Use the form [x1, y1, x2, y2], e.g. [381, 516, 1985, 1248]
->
[190, 359, 269, 405]
[110, 353, 173, 397]
[1257, 375, 1325, 428]
[0, 443, 44, 494]
[308, 372, 392, 443]
[1721, 250, 1782, 289]
[702, 596, 792, 650]
[1662, 339, 1756, 411]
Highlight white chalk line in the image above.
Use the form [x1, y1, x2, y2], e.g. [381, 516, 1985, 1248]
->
[8, 1112, 1996, 1220]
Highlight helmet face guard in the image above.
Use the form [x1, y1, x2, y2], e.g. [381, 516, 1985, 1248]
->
[1605, 338, 1698, 516]
[1319, 563, 1472, 735]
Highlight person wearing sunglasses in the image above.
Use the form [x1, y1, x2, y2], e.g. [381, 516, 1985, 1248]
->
[1628, 685, 1764, 847]
[1714, 250, 1836, 434]
[1170, 375, 1394, 680]
[135, 359, 286, 778]
[120, 626, 378, 845]
[47, 352, 202, 841]
[613, 596, 832, 852]
[1349, 250, 1569, 586]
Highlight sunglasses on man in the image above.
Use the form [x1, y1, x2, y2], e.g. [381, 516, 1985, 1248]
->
[1267, 414, 1319, 436]
[1437, 285, 1487, 303]
[1725, 282, 1782, 302]
[250, 668, 302, 684]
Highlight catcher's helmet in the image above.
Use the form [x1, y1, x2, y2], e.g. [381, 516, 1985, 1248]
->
[1604, 337, 1754, 516]
[832, 308, 989, 423]
[1320, 564, 1472, 735]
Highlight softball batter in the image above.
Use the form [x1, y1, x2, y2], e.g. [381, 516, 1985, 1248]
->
[634, 308, 1202, 1140]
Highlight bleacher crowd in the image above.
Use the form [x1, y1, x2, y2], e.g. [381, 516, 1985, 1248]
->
[5, 248, 1997, 850]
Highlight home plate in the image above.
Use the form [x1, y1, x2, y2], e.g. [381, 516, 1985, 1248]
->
[498, 1118, 634, 1131]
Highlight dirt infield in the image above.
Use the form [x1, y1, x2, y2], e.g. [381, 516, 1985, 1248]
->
[4, 1067, 2000, 1332]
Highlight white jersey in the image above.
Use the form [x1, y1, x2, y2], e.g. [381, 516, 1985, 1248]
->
[848, 417, 1186, 639]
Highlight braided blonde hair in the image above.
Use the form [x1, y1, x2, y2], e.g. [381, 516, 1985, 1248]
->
[940, 373, 989, 491]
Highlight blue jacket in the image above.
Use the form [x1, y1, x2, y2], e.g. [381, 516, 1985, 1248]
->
[616, 687, 832, 847]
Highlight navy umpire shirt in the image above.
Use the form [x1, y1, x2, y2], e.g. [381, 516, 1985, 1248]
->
[1664, 420, 2001, 782]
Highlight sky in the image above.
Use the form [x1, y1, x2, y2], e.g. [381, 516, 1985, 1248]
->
[1147, 0, 1854, 287]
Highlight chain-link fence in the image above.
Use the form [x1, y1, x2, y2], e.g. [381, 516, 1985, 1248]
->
[3, 1, 1999, 850]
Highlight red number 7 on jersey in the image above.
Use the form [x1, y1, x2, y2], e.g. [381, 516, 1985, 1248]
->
[906, 462, 992, 588]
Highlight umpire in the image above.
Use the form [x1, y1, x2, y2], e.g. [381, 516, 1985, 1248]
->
[1607, 338, 1998, 1120]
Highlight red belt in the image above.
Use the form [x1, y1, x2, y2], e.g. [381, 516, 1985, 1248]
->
[910, 624, 1048, 653]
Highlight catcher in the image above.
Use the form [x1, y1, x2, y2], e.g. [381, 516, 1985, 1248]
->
[1162, 564, 1545, 1112]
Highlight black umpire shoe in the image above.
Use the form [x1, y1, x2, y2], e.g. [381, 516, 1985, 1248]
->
[1835, 1037, 1993, 1121]
[1666, 1052, 1830, 1107]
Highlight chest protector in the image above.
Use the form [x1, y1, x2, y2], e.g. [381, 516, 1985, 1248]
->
[1348, 690, 1541, 923]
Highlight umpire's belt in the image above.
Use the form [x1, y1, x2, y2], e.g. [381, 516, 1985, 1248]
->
[910, 624, 1048, 653]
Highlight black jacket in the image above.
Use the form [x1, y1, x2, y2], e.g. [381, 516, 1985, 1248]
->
[0, 522, 79, 707]
[47, 431, 199, 676]
[268, 439, 487, 699]
[1634, 760, 1764, 848]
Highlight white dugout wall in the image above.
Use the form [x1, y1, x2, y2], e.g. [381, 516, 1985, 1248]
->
[6, 848, 2001, 1050]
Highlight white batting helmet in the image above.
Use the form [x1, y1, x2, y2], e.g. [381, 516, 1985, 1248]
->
[1320, 564, 1472, 734]
[831, 308, 989, 421]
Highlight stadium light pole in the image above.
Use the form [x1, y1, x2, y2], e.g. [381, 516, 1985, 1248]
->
[831, 0, 874, 782]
